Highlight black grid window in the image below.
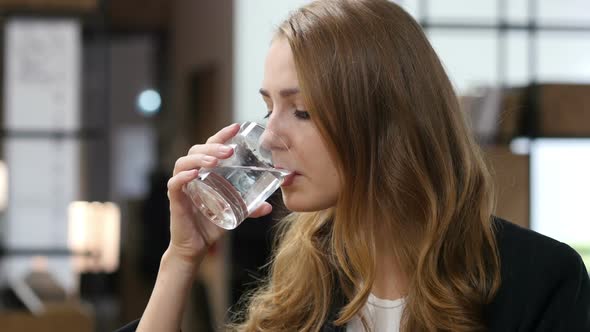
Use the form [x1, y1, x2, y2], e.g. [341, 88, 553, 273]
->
[398, 0, 590, 93]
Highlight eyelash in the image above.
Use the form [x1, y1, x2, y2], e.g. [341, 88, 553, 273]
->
[264, 110, 310, 120]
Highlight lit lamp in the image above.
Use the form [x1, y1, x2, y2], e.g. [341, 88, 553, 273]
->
[68, 201, 121, 273]
[0, 161, 8, 212]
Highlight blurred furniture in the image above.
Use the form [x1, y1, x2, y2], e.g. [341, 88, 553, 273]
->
[472, 83, 590, 233]
[0, 0, 96, 11]
[0, 303, 94, 332]
[530, 84, 590, 136]
[484, 146, 530, 228]
[500, 83, 590, 140]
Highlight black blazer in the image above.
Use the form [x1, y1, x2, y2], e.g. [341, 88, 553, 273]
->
[322, 218, 590, 331]
[117, 218, 590, 332]
[485, 219, 589, 331]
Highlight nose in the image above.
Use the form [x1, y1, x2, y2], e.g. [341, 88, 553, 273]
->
[260, 110, 290, 151]
[259, 128, 288, 152]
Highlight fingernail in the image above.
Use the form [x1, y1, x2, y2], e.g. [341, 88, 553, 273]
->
[263, 204, 272, 214]
[218, 145, 232, 153]
[203, 156, 216, 163]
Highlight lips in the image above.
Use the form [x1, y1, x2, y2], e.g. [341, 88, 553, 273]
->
[275, 165, 300, 187]
[281, 172, 297, 187]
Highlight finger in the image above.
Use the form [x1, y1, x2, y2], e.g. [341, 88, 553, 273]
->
[167, 169, 199, 199]
[173, 154, 218, 176]
[205, 123, 240, 144]
[187, 143, 235, 159]
[248, 202, 273, 219]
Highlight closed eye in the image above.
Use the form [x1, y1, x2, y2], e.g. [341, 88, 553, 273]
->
[294, 110, 310, 120]
[263, 110, 311, 120]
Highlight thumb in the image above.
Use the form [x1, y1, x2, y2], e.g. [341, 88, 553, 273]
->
[248, 202, 273, 218]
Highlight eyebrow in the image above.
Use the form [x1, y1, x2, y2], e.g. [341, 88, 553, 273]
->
[259, 88, 300, 98]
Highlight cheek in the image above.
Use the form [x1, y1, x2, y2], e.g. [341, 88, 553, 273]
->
[308, 143, 340, 192]
[307, 138, 340, 194]
[313, 165, 340, 197]
[282, 152, 340, 212]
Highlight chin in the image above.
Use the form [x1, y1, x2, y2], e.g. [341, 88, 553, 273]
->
[281, 194, 311, 212]
[281, 191, 335, 212]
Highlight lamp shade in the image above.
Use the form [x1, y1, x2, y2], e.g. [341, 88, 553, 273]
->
[0, 161, 8, 211]
[68, 201, 120, 273]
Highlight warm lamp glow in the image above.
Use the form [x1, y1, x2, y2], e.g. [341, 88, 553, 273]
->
[68, 201, 121, 273]
[0, 161, 8, 211]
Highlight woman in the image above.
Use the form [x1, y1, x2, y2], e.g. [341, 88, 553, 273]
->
[118, 0, 590, 331]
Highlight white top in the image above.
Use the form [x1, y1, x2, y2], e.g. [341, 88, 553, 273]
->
[346, 293, 405, 332]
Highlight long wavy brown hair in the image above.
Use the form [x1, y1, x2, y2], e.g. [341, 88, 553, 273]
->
[232, 0, 500, 331]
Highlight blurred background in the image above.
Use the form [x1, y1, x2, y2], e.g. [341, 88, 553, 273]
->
[0, 0, 587, 331]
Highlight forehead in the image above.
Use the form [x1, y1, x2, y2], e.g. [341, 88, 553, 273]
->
[262, 38, 299, 90]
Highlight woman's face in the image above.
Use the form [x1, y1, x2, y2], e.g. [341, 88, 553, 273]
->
[260, 38, 341, 212]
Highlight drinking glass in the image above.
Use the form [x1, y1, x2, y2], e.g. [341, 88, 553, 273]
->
[183, 121, 291, 229]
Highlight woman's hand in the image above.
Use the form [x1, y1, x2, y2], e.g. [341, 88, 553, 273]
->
[165, 123, 273, 268]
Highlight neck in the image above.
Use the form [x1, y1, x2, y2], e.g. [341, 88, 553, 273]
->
[371, 252, 408, 300]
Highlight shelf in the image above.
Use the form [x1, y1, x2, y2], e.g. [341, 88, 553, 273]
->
[0, 247, 93, 257]
[0, 129, 106, 140]
[420, 21, 590, 32]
